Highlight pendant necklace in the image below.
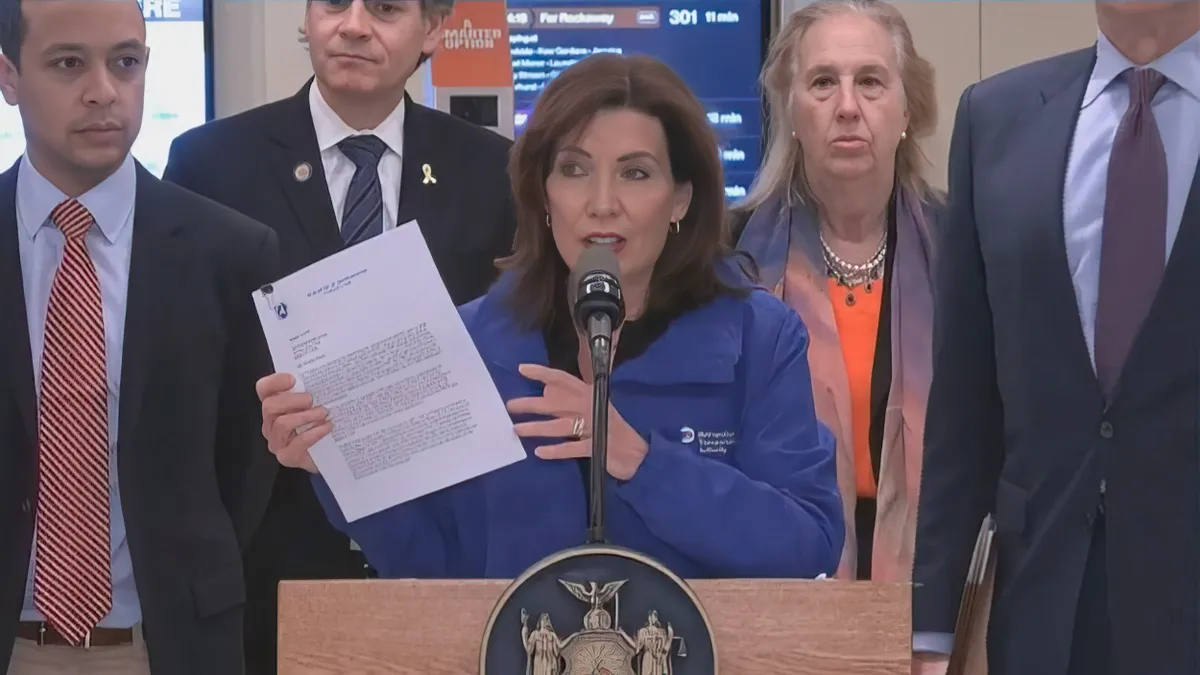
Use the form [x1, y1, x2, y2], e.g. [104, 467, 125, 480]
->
[821, 231, 886, 306]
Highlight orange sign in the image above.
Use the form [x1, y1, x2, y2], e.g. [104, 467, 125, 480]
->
[431, 1, 513, 88]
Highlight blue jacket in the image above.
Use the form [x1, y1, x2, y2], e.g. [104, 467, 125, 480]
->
[312, 272, 844, 579]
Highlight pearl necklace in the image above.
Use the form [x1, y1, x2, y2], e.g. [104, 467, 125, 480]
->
[820, 231, 886, 306]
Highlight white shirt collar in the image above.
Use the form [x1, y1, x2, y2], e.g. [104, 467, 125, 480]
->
[1083, 27, 1200, 108]
[308, 80, 405, 157]
[16, 153, 136, 244]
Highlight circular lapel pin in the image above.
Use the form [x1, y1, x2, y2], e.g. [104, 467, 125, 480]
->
[293, 162, 312, 182]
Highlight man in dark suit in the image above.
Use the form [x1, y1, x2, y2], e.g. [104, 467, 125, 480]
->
[161, 0, 516, 671]
[0, 0, 278, 672]
[912, 2, 1200, 675]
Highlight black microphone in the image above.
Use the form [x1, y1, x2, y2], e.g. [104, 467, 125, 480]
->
[568, 246, 625, 544]
[571, 246, 626, 350]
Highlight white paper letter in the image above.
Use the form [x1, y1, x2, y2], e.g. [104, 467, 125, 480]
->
[254, 221, 526, 521]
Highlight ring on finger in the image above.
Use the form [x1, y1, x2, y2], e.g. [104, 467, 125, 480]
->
[570, 416, 586, 440]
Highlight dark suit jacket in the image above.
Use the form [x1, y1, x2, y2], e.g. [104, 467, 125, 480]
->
[161, 80, 516, 673]
[0, 162, 280, 673]
[912, 46, 1200, 675]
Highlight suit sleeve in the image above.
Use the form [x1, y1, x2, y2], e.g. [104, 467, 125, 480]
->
[912, 84, 1006, 636]
[492, 153, 518, 260]
[500, 189, 518, 257]
[615, 308, 844, 578]
[215, 228, 282, 551]
[162, 135, 203, 193]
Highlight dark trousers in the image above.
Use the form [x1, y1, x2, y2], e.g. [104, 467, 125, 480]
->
[1067, 513, 1112, 675]
[243, 469, 373, 675]
[856, 497, 876, 580]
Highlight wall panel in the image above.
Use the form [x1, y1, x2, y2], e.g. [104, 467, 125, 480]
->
[980, 1, 1097, 78]
[891, 1, 980, 189]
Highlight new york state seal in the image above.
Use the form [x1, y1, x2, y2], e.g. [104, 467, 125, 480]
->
[478, 544, 717, 675]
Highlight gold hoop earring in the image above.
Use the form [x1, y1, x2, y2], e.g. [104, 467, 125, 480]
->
[670, 220, 680, 234]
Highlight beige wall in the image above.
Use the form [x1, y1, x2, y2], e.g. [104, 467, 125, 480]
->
[212, 0, 1100, 188]
[980, 2, 1098, 78]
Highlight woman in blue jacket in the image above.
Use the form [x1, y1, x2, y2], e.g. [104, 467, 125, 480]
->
[257, 53, 845, 581]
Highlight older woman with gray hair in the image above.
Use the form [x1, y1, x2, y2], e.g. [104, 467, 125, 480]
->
[733, 0, 941, 583]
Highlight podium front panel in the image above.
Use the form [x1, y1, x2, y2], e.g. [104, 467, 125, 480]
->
[278, 579, 910, 674]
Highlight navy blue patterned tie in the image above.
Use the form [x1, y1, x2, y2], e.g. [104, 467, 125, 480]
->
[1094, 67, 1168, 395]
[337, 135, 388, 247]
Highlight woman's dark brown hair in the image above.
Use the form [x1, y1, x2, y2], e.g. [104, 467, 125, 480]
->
[497, 53, 748, 330]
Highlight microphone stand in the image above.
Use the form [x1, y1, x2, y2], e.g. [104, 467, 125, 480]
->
[586, 314, 613, 544]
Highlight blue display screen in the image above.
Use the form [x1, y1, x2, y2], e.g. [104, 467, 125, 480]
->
[506, 0, 767, 201]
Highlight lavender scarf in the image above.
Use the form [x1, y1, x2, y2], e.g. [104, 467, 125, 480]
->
[735, 187, 937, 580]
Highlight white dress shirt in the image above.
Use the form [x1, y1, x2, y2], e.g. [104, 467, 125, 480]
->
[308, 82, 405, 232]
[18, 153, 141, 628]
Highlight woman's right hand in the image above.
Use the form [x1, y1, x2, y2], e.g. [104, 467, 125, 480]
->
[256, 373, 332, 474]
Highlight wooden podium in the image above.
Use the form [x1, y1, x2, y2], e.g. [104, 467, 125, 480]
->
[278, 578, 911, 674]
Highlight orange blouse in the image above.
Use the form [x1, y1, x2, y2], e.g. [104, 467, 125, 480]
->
[827, 277, 885, 498]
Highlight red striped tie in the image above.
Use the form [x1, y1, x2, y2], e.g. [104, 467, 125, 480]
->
[33, 198, 111, 645]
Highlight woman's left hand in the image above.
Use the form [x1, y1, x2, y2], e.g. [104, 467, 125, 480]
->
[507, 364, 649, 480]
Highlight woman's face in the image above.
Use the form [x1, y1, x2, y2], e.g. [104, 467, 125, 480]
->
[545, 108, 692, 300]
[790, 13, 909, 182]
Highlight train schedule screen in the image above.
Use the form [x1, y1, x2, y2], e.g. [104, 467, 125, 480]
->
[506, 0, 767, 201]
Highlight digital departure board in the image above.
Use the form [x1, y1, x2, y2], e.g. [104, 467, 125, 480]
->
[506, 0, 772, 201]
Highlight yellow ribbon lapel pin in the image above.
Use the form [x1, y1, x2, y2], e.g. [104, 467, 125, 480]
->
[421, 163, 437, 185]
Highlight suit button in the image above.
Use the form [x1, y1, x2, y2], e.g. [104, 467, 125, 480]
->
[1099, 421, 1114, 438]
